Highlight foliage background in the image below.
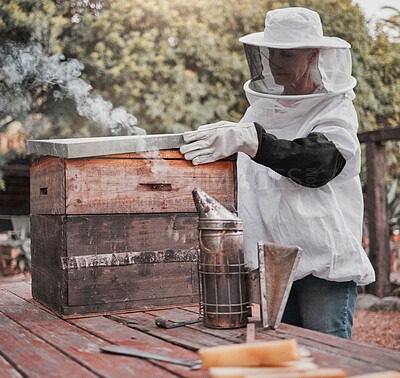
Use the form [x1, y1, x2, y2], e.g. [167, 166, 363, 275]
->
[0, 0, 399, 181]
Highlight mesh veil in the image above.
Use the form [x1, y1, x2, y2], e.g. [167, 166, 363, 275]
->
[243, 44, 356, 98]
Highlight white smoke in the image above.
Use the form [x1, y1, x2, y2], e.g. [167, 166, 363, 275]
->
[0, 42, 145, 135]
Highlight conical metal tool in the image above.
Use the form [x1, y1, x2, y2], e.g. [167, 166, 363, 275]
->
[192, 188, 240, 221]
[257, 241, 302, 330]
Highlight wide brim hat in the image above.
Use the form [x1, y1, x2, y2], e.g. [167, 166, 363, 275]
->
[239, 7, 351, 49]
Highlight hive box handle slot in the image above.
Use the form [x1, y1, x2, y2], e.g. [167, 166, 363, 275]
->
[139, 183, 172, 191]
[40, 187, 48, 195]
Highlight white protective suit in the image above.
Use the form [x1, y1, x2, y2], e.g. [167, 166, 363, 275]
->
[237, 8, 375, 286]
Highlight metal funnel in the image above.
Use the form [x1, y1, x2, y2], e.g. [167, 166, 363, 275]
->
[257, 241, 302, 330]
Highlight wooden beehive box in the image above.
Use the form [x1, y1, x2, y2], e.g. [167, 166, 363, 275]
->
[26, 134, 237, 318]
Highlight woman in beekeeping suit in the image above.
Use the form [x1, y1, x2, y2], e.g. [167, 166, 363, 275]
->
[180, 7, 375, 338]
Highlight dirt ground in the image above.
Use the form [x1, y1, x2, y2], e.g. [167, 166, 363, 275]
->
[352, 309, 400, 351]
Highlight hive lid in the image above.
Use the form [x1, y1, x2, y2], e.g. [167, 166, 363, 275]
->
[25, 133, 185, 158]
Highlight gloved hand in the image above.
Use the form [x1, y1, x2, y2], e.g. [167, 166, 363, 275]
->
[180, 121, 259, 165]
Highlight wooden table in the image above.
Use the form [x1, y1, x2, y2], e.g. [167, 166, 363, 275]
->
[1, 282, 399, 377]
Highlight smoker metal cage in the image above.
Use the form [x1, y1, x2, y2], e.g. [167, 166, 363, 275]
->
[197, 227, 249, 329]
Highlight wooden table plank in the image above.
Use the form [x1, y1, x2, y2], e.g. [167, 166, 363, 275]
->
[1, 281, 32, 300]
[180, 305, 201, 313]
[114, 311, 233, 350]
[1, 282, 399, 378]
[0, 354, 24, 378]
[159, 309, 388, 376]
[71, 316, 205, 377]
[252, 328, 381, 376]
[0, 312, 96, 378]
[276, 323, 400, 372]
[0, 288, 177, 377]
[167, 307, 275, 344]
[1, 282, 53, 315]
[148, 307, 254, 343]
[120, 307, 400, 377]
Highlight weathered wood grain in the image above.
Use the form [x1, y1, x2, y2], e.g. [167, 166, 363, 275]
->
[358, 126, 400, 143]
[102, 150, 185, 159]
[30, 149, 236, 317]
[64, 157, 236, 214]
[30, 151, 237, 215]
[0, 311, 96, 377]
[254, 325, 395, 375]
[31, 214, 200, 317]
[68, 262, 198, 307]
[2, 283, 400, 377]
[30, 157, 65, 214]
[0, 288, 176, 377]
[117, 308, 399, 376]
[60, 295, 200, 318]
[276, 323, 400, 372]
[1, 281, 32, 300]
[113, 311, 232, 351]
[0, 354, 24, 378]
[365, 142, 392, 297]
[156, 307, 250, 342]
[31, 215, 68, 316]
[64, 213, 199, 257]
[71, 316, 204, 377]
[102, 150, 236, 160]
[358, 128, 400, 297]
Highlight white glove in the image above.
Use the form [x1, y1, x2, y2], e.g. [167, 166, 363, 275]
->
[180, 121, 259, 165]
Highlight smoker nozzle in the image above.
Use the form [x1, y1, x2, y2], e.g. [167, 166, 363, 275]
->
[192, 188, 239, 221]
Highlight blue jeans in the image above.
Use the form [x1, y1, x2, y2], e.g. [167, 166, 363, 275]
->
[281, 274, 357, 339]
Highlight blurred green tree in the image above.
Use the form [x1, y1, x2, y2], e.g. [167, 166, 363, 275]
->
[0, 0, 103, 140]
[58, 0, 253, 134]
[1, 0, 399, 137]
[381, 6, 400, 35]
[56, 0, 400, 136]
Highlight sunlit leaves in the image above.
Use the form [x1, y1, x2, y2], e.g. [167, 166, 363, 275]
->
[1, 0, 399, 139]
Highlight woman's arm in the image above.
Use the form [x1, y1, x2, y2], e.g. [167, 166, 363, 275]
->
[252, 123, 346, 188]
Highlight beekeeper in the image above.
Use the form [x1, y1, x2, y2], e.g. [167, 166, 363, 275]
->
[180, 7, 375, 339]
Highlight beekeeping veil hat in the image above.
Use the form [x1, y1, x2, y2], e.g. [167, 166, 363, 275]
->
[239, 7, 356, 99]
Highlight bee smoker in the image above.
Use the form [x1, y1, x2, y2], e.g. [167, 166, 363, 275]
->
[192, 188, 249, 329]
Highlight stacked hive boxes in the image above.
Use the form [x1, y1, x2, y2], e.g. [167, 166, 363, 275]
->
[27, 135, 237, 318]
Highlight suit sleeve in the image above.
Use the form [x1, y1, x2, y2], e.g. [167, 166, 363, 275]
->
[252, 122, 346, 188]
